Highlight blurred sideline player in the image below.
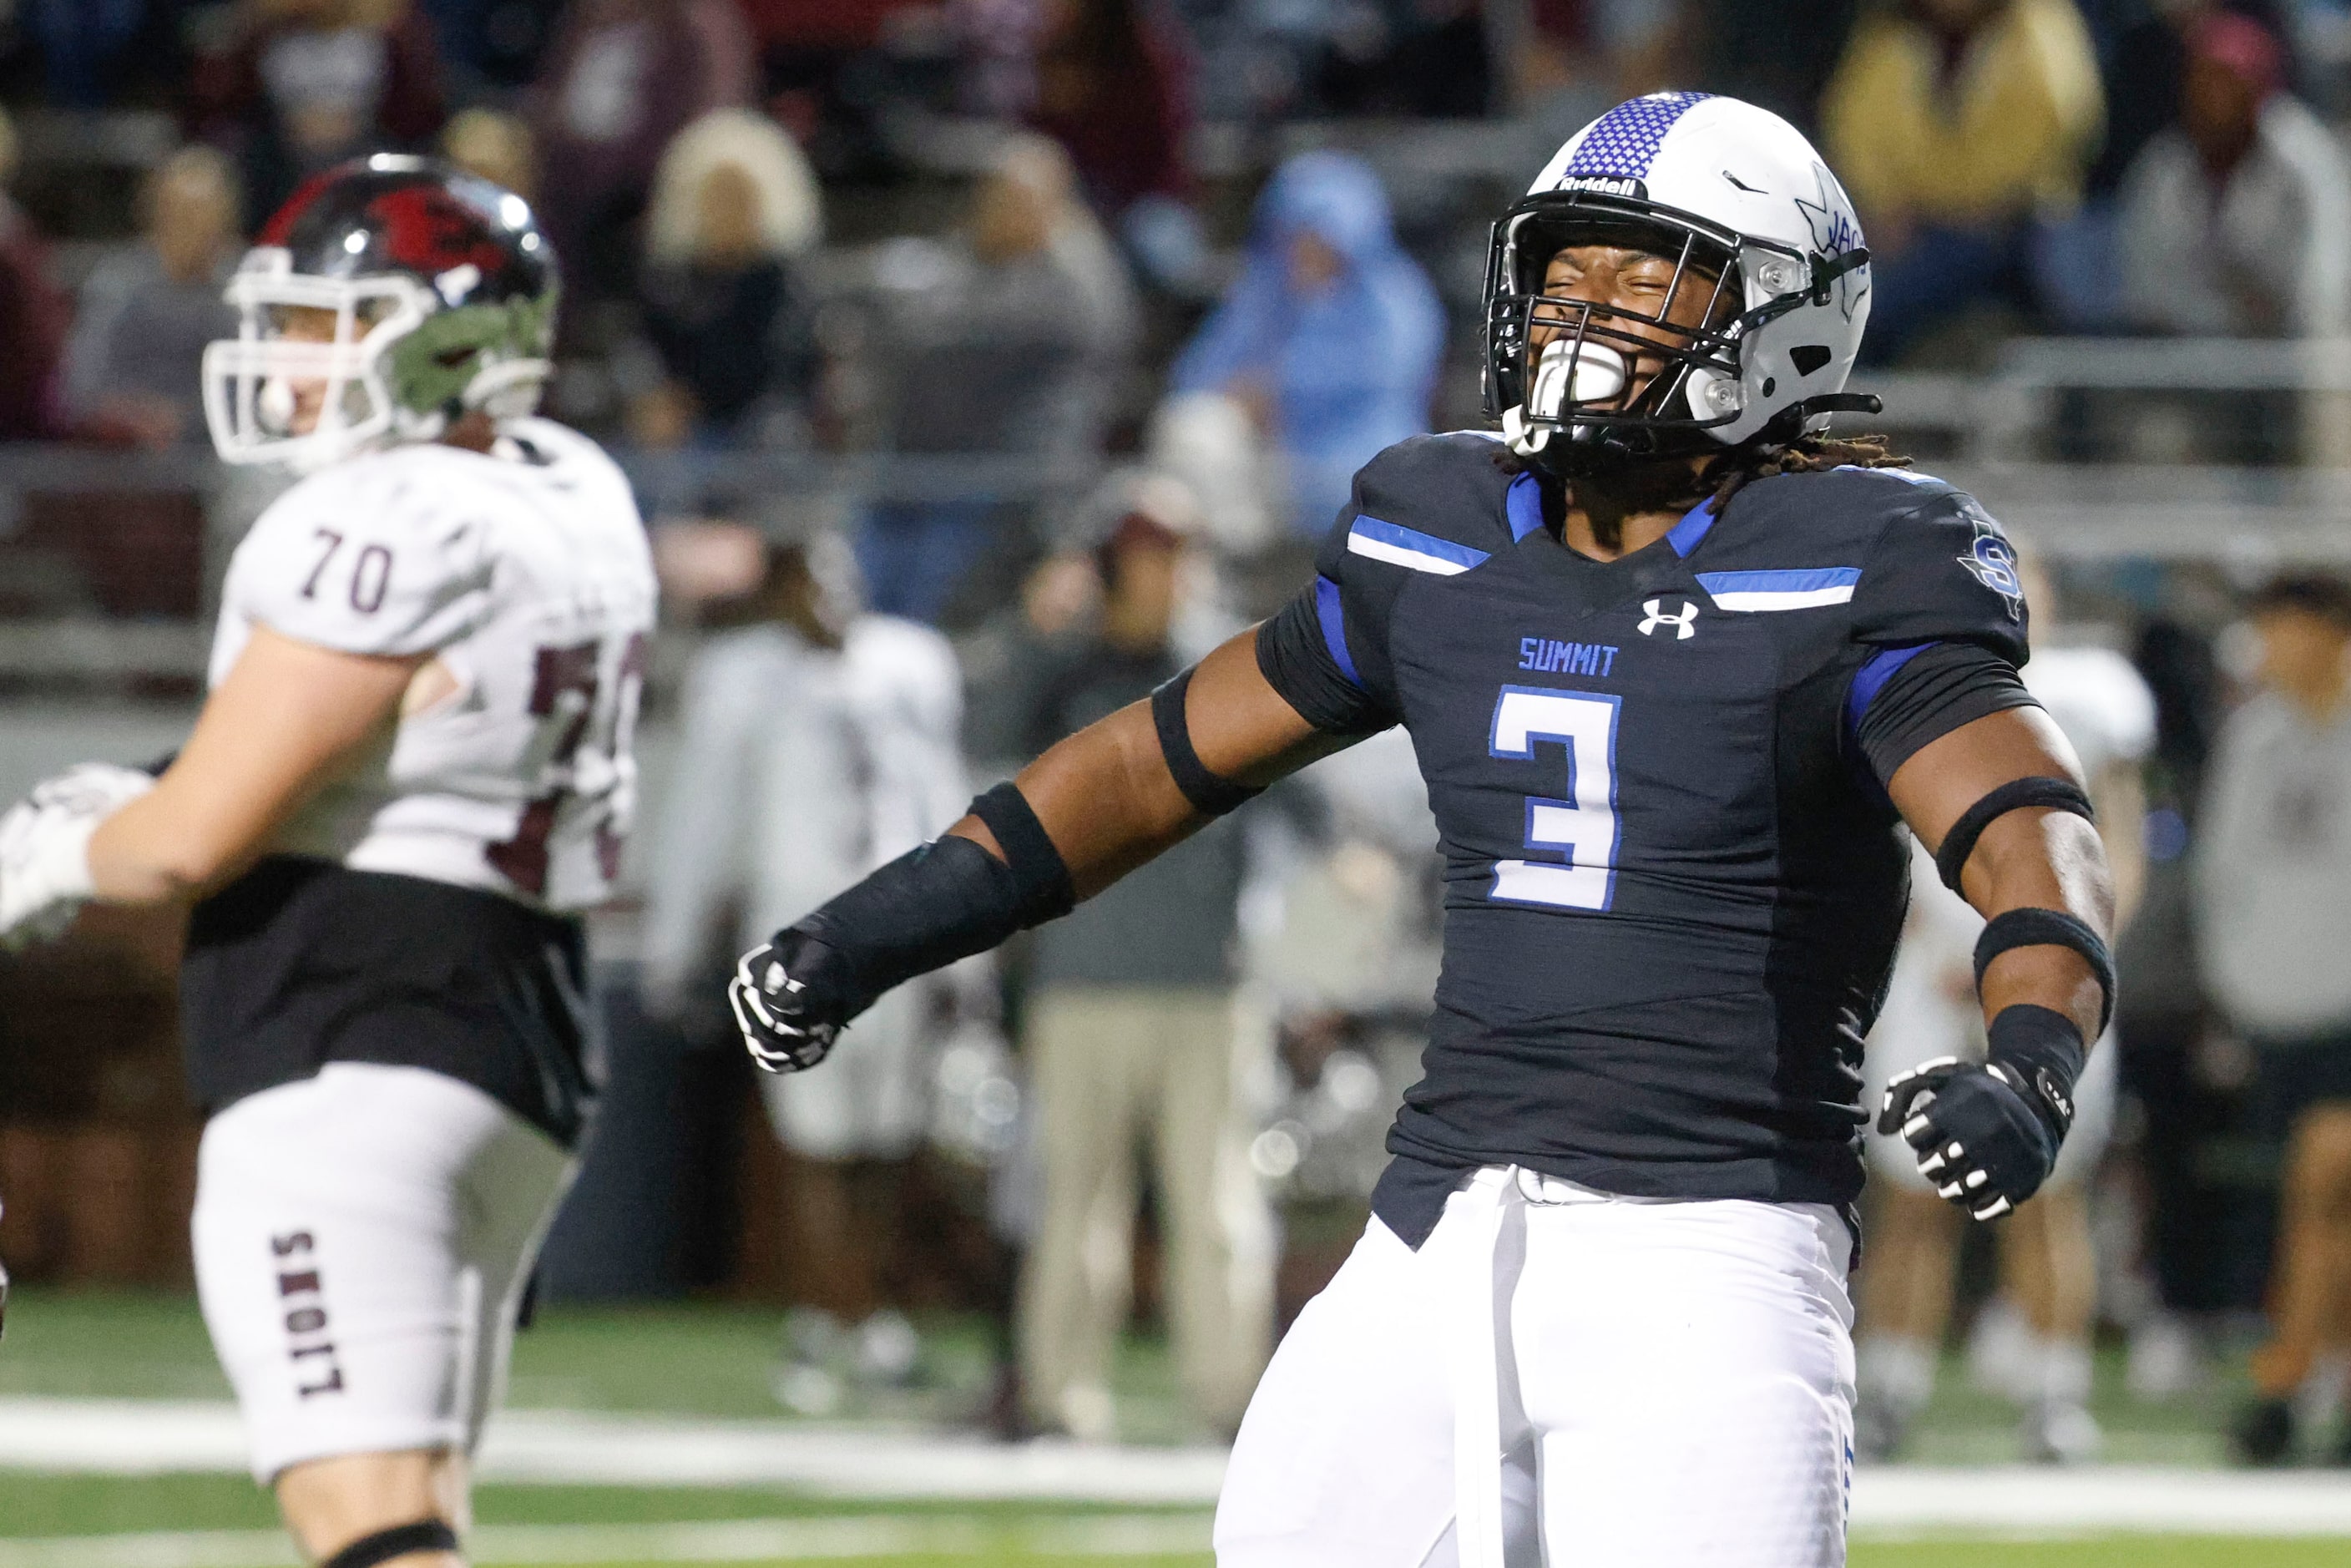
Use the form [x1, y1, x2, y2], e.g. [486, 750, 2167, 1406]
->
[0, 157, 653, 1568]
[727, 93, 2117, 1566]
[640, 529, 981, 1412]
[2205, 575, 2351, 1464]
[1856, 554, 2153, 1464]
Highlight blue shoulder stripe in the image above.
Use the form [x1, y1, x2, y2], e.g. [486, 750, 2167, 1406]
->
[1505, 473, 1544, 542]
[1313, 575, 1362, 686]
[1667, 496, 1718, 557]
[1845, 641, 1935, 743]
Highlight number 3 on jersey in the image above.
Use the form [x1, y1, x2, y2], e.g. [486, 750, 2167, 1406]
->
[1487, 686, 1620, 912]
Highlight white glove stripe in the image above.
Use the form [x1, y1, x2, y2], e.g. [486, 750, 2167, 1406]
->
[729, 981, 782, 1069]
[733, 956, 781, 1032]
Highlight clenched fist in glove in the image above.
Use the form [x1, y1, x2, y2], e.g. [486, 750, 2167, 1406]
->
[729, 927, 866, 1074]
[1878, 1004, 2081, 1222]
[0, 763, 154, 949]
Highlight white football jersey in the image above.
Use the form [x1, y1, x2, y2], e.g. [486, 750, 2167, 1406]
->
[1874, 641, 2156, 1056]
[209, 417, 656, 913]
[640, 614, 969, 999]
[2020, 645, 2158, 785]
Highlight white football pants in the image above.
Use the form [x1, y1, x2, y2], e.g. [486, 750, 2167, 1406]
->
[1215, 1167, 1856, 1568]
[193, 1063, 576, 1483]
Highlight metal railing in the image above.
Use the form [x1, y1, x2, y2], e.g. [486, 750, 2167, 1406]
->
[1856, 337, 2351, 461]
[0, 446, 1107, 684]
[11, 337, 2351, 687]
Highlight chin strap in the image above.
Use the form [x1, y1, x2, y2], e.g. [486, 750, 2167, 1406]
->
[1812, 245, 1873, 302]
[1512, 391, 1886, 468]
[1751, 391, 1884, 447]
[1789, 392, 1883, 419]
[1501, 403, 1549, 457]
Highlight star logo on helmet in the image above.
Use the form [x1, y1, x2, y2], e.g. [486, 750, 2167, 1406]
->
[1793, 164, 1870, 323]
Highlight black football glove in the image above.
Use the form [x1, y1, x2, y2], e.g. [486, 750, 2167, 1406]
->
[1878, 1055, 2072, 1222]
[729, 928, 864, 1074]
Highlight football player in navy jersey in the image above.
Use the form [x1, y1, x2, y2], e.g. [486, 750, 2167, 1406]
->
[728, 94, 2116, 1566]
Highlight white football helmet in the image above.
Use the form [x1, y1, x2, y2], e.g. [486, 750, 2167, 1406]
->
[1483, 92, 1873, 470]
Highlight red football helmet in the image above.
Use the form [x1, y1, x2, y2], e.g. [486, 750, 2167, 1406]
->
[203, 154, 559, 471]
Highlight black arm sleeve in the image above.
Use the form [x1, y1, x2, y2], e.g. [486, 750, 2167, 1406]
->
[1256, 585, 1397, 736]
[1856, 641, 2043, 787]
[796, 831, 1061, 1019]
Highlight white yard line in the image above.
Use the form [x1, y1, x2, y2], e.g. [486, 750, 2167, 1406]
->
[0, 1515, 1217, 1568]
[0, 1530, 296, 1568]
[6, 1399, 2351, 1542]
[1852, 1465, 2351, 1536]
[0, 1400, 1228, 1504]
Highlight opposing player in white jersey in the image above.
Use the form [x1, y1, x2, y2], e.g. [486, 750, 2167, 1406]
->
[1858, 558, 2153, 1464]
[641, 530, 978, 1407]
[0, 156, 654, 1568]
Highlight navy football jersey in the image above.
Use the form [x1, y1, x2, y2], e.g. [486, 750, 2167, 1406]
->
[1256, 433, 2035, 1245]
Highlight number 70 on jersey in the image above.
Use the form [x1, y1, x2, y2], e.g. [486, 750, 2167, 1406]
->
[1487, 686, 1621, 913]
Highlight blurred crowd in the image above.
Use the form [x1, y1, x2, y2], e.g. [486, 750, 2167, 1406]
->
[8, 3, 2351, 584]
[12, 0, 2351, 1462]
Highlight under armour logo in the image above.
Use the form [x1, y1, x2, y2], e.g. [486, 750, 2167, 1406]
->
[1639, 598, 1698, 639]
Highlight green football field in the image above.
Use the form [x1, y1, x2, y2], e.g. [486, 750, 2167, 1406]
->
[0, 1290, 2336, 1568]
[0, 1470, 2340, 1567]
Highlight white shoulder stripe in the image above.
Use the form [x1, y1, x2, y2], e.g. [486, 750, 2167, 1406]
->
[1706, 585, 1857, 611]
[1345, 515, 1493, 577]
[1695, 566, 1860, 613]
[1347, 533, 1475, 575]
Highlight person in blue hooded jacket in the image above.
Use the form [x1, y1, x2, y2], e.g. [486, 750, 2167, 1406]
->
[1169, 152, 1444, 540]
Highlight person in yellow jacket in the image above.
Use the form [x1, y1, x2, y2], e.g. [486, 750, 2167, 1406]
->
[1823, 0, 2105, 361]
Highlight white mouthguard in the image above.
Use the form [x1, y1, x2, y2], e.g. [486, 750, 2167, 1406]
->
[1529, 337, 1627, 417]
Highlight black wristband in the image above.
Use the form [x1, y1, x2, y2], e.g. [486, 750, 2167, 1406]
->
[1974, 905, 2116, 1034]
[1935, 776, 2095, 893]
[1985, 1002, 2086, 1140]
[1151, 666, 1264, 817]
[967, 781, 1076, 924]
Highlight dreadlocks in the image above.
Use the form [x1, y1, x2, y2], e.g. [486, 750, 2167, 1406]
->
[1698, 432, 1910, 507]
